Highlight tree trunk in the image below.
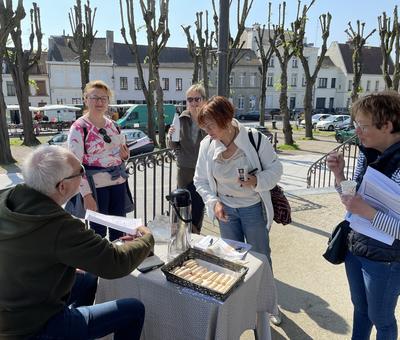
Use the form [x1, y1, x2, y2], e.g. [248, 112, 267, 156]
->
[12, 67, 39, 146]
[259, 63, 266, 127]
[154, 65, 166, 148]
[146, 62, 156, 145]
[80, 57, 90, 94]
[279, 65, 293, 145]
[0, 72, 16, 164]
[201, 52, 209, 99]
[303, 84, 314, 138]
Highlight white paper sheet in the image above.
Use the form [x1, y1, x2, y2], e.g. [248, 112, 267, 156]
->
[193, 235, 251, 260]
[346, 167, 400, 245]
[85, 210, 142, 235]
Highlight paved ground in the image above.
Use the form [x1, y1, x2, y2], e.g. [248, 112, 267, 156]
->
[2, 124, 397, 339]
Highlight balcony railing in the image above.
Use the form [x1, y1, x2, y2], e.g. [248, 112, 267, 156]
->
[126, 148, 177, 225]
[307, 135, 359, 188]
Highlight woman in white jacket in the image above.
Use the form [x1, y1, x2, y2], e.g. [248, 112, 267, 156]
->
[193, 96, 283, 266]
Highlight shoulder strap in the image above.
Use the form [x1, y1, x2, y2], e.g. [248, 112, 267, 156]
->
[248, 129, 263, 170]
[83, 126, 88, 154]
[113, 121, 121, 134]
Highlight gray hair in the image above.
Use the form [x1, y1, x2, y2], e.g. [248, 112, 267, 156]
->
[186, 83, 206, 99]
[22, 145, 74, 196]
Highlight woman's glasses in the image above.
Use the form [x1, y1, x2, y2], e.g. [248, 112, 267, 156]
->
[187, 97, 203, 103]
[353, 121, 371, 132]
[56, 165, 86, 188]
[98, 128, 112, 143]
[88, 96, 109, 103]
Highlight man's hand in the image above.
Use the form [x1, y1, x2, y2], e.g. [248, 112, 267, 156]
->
[83, 194, 97, 212]
[214, 201, 228, 222]
[341, 194, 377, 221]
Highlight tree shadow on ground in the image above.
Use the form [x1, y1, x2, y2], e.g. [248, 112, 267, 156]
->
[274, 279, 349, 339]
[289, 220, 331, 238]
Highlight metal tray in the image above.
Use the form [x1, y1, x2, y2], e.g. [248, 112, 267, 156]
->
[161, 248, 249, 301]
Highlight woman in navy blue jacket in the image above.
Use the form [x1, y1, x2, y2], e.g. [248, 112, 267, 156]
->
[327, 91, 400, 340]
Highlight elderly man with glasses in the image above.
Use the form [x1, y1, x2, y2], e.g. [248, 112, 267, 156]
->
[0, 145, 154, 340]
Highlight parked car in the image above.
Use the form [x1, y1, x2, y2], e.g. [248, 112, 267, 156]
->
[300, 113, 332, 128]
[48, 129, 154, 156]
[335, 126, 359, 144]
[316, 115, 350, 131]
[235, 111, 267, 121]
[47, 132, 68, 147]
[121, 129, 155, 156]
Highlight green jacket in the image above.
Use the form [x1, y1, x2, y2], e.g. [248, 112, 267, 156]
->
[0, 184, 154, 339]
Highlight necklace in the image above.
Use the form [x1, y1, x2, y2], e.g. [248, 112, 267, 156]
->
[223, 127, 237, 148]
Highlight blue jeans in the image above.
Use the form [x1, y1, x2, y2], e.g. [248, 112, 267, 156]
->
[345, 251, 400, 340]
[218, 202, 272, 266]
[91, 183, 126, 241]
[32, 271, 144, 340]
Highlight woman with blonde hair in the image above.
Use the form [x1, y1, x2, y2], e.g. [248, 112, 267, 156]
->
[68, 80, 130, 241]
[168, 83, 207, 234]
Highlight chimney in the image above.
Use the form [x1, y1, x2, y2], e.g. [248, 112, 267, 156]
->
[106, 30, 114, 61]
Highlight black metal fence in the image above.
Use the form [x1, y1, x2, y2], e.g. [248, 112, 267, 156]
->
[126, 148, 176, 225]
[307, 136, 359, 188]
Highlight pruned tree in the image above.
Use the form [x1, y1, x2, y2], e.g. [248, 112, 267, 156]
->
[0, 0, 25, 164]
[5, 1, 42, 146]
[345, 21, 376, 104]
[378, 6, 400, 91]
[254, 8, 274, 127]
[182, 10, 215, 98]
[68, 0, 97, 94]
[181, 24, 200, 84]
[269, 1, 296, 145]
[120, 0, 170, 148]
[293, 0, 331, 139]
[212, 0, 254, 94]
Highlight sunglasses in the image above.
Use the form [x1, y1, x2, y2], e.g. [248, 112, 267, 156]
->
[56, 165, 86, 188]
[98, 128, 112, 143]
[187, 97, 203, 103]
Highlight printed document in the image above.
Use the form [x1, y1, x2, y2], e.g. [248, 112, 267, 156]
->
[85, 210, 142, 235]
[346, 167, 400, 245]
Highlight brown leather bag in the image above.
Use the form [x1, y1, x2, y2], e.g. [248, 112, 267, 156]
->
[248, 130, 292, 225]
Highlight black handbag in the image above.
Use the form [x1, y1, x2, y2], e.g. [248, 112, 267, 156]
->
[323, 220, 350, 265]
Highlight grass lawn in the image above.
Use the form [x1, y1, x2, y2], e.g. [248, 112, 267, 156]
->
[9, 135, 51, 146]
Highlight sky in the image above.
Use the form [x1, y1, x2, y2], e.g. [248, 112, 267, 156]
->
[14, 0, 400, 50]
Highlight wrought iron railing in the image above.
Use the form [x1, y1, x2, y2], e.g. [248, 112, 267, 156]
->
[307, 135, 359, 188]
[126, 148, 176, 225]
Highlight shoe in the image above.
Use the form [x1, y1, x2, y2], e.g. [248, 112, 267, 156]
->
[270, 311, 282, 326]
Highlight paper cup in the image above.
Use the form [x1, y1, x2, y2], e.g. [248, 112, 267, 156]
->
[341, 180, 357, 196]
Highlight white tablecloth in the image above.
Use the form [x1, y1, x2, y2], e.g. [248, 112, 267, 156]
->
[96, 239, 277, 340]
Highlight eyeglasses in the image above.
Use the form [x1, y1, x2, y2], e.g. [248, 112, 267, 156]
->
[353, 121, 371, 132]
[187, 97, 203, 103]
[56, 165, 85, 188]
[98, 128, 112, 143]
[88, 96, 109, 103]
